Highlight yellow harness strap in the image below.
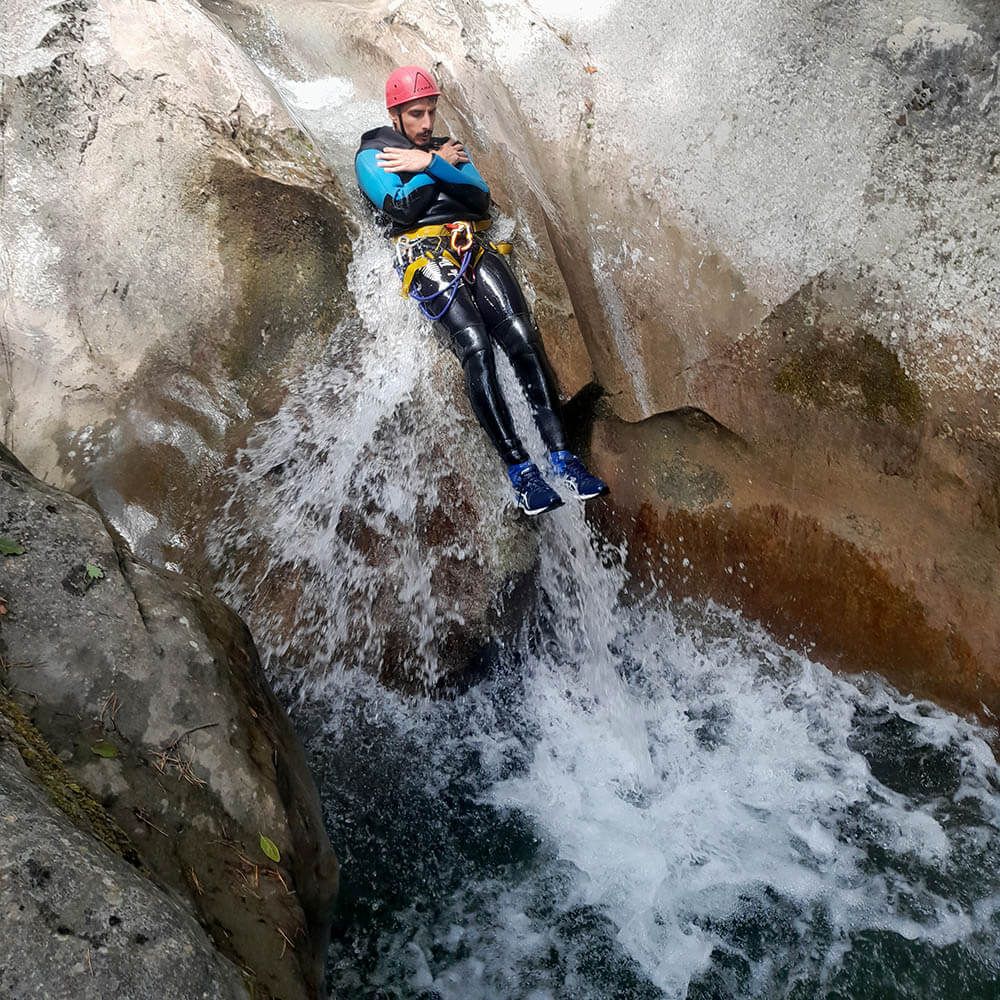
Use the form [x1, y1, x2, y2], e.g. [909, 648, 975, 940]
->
[399, 254, 430, 297]
[397, 227, 513, 298]
[395, 219, 493, 242]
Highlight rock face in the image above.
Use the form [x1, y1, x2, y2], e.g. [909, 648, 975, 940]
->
[0, 705, 250, 1000]
[0, 443, 337, 1000]
[195, 0, 1000, 714]
[204, 0, 998, 421]
[586, 406, 1000, 721]
[2, 0, 537, 693]
[202, 330, 539, 694]
[4, 0, 997, 710]
[1, 0, 354, 566]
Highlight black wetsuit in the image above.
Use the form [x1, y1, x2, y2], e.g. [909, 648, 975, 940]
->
[355, 126, 568, 465]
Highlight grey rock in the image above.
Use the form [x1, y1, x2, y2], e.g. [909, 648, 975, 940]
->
[0, 0, 354, 565]
[0, 743, 249, 1000]
[197, 0, 1000, 714]
[0, 443, 337, 1000]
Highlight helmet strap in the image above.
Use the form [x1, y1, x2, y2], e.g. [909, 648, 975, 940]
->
[387, 109, 406, 139]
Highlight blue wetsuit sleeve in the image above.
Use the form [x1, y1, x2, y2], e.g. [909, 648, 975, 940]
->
[428, 154, 491, 216]
[426, 155, 489, 192]
[355, 148, 437, 228]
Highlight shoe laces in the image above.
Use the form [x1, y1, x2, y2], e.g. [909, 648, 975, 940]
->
[514, 463, 545, 490]
[560, 454, 589, 478]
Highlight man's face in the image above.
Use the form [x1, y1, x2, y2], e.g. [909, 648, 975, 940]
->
[393, 97, 438, 148]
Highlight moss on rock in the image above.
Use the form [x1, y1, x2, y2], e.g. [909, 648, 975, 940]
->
[773, 332, 923, 425]
[207, 157, 352, 397]
[0, 685, 142, 867]
[764, 282, 925, 425]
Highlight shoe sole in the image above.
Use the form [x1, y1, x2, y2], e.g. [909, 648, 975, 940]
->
[563, 484, 610, 501]
[521, 498, 564, 516]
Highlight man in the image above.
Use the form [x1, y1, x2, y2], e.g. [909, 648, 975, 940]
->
[355, 65, 608, 516]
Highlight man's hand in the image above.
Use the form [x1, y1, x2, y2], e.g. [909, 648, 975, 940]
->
[435, 139, 469, 166]
[376, 147, 434, 173]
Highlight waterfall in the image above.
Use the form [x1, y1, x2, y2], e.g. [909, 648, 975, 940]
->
[205, 67, 1000, 1000]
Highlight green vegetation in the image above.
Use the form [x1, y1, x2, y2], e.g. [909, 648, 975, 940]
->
[0, 686, 142, 866]
[259, 833, 281, 863]
[774, 331, 924, 425]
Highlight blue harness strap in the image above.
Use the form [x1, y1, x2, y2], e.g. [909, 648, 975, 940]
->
[405, 247, 474, 321]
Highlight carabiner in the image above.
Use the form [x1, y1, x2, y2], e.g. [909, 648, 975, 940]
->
[445, 221, 474, 255]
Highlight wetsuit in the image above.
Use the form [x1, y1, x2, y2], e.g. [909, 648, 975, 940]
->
[355, 126, 568, 466]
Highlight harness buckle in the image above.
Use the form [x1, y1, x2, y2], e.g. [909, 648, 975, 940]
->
[393, 234, 413, 267]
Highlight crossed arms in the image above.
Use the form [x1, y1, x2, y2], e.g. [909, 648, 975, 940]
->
[355, 139, 490, 228]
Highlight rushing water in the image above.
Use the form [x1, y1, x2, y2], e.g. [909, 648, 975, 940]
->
[299, 554, 1000, 1000]
[203, 66, 1000, 1000]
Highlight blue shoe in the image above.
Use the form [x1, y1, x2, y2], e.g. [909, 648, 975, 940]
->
[507, 461, 564, 516]
[549, 450, 609, 500]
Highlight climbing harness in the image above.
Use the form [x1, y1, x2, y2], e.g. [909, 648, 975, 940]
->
[405, 244, 474, 322]
[393, 219, 513, 322]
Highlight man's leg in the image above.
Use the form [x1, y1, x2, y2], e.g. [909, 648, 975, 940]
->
[410, 262, 527, 465]
[409, 258, 563, 514]
[472, 249, 608, 501]
[471, 249, 569, 454]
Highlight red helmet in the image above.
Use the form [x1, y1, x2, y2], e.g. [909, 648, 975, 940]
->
[385, 65, 441, 110]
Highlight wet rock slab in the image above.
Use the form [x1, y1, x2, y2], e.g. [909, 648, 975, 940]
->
[587, 406, 1000, 722]
[192, 0, 1000, 720]
[1, 0, 354, 566]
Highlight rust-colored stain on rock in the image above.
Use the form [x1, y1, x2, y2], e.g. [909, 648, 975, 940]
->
[587, 407, 1000, 724]
[598, 500, 995, 721]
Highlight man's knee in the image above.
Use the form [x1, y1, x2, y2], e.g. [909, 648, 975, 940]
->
[451, 324, 491, 368]
[492, 313, 539, 358]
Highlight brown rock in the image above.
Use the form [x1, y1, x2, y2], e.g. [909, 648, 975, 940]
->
[587, 405, 1000, 721]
